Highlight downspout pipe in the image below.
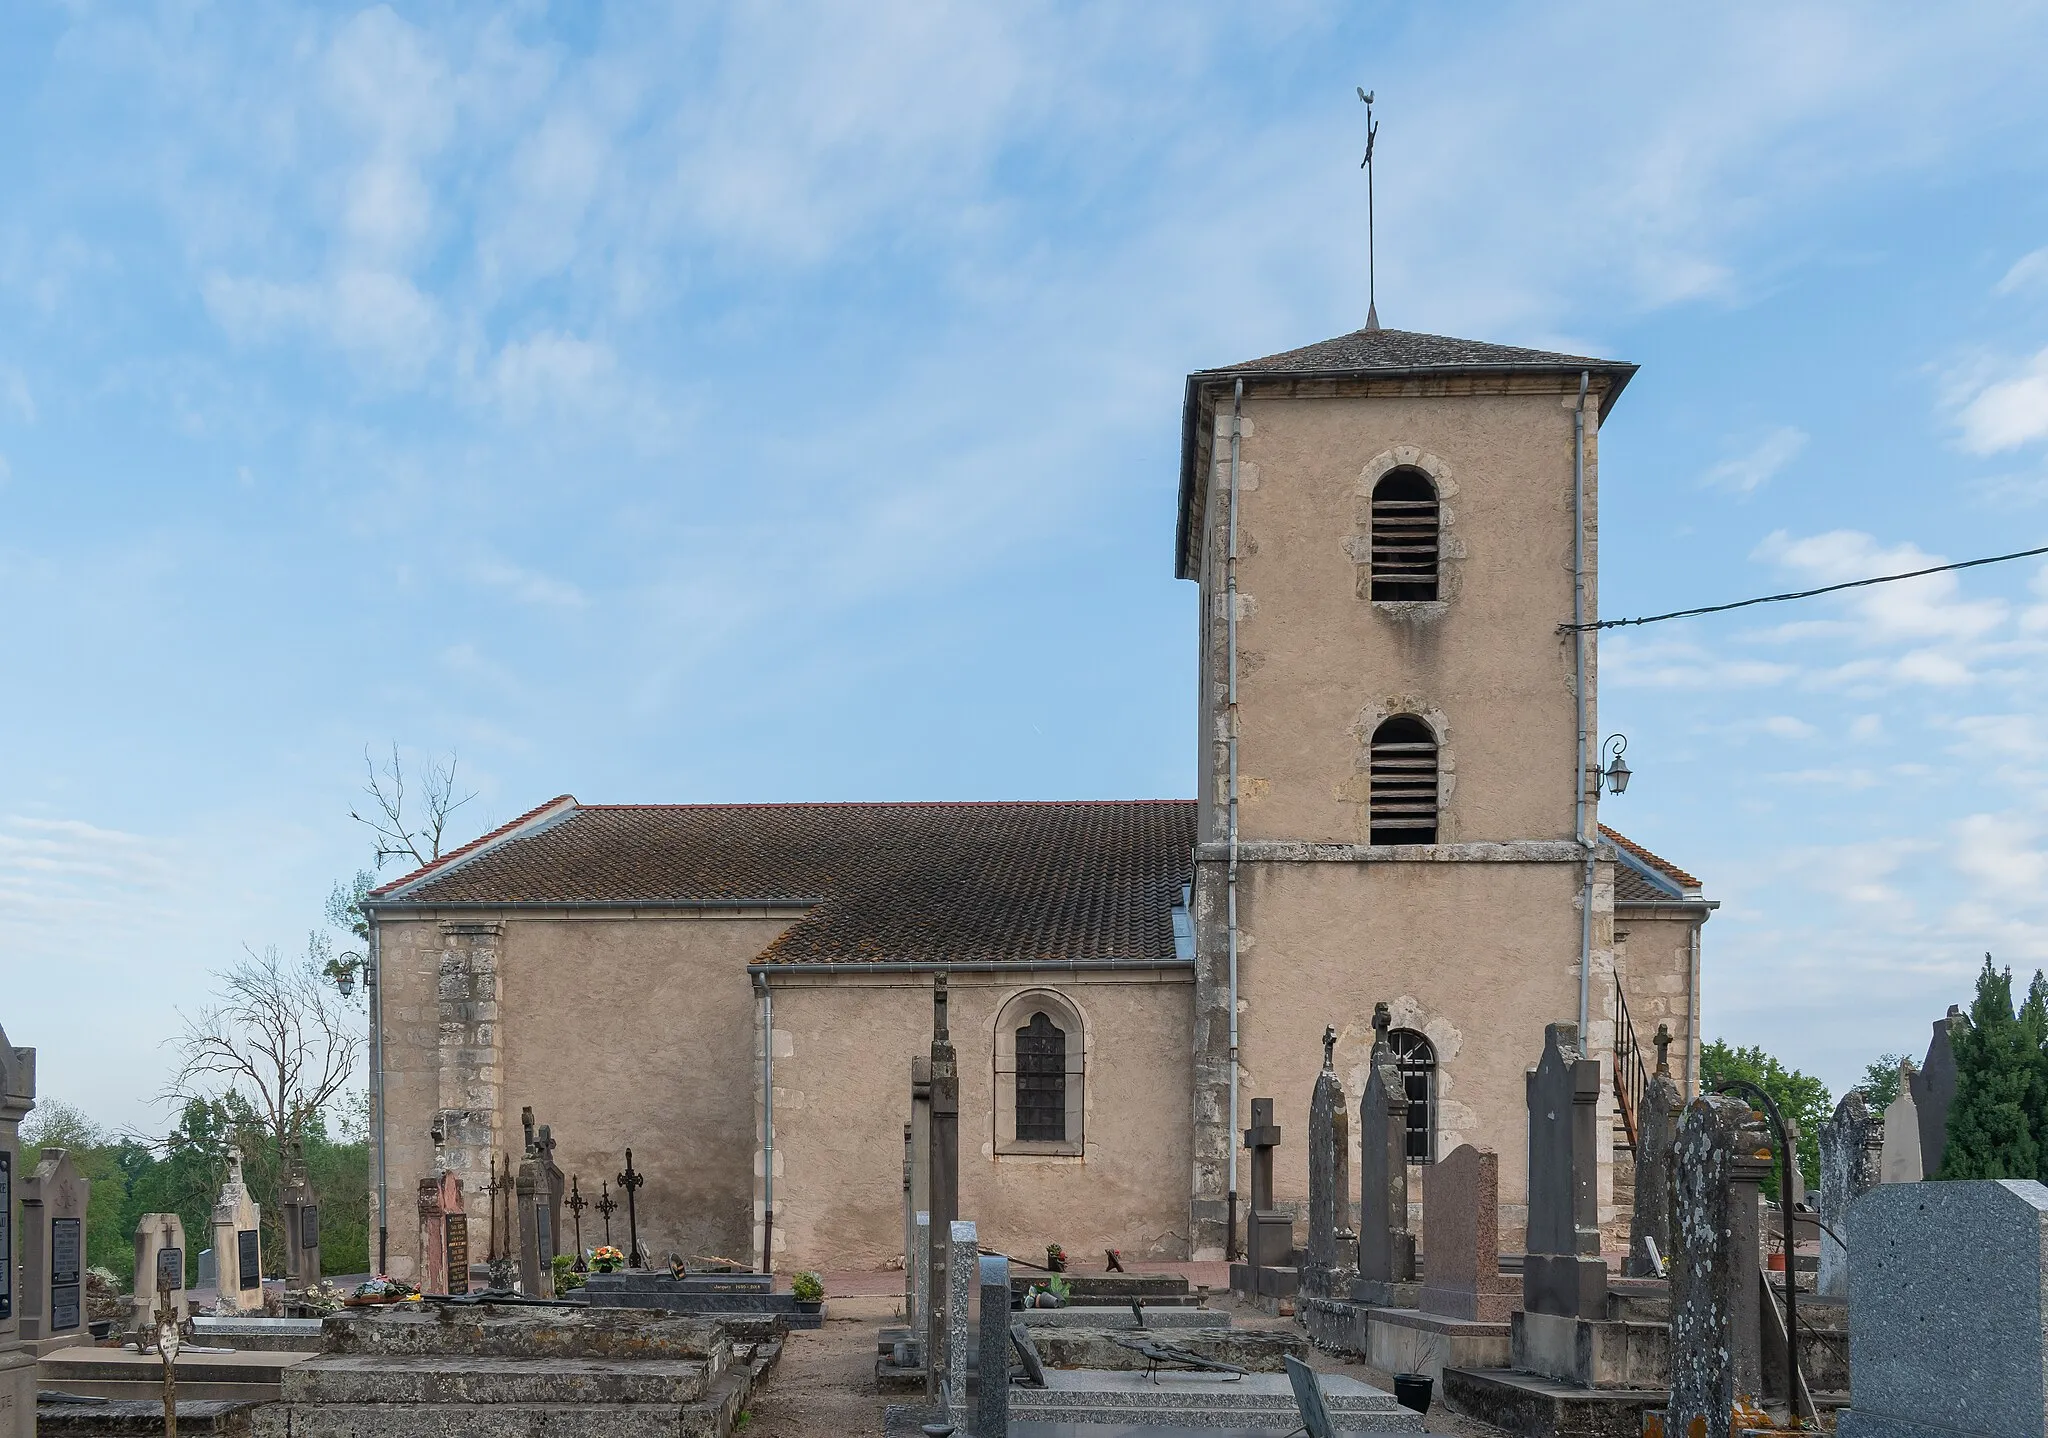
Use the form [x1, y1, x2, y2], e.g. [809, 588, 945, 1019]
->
[1225, 377, 1244, 1261]
[1572, 370, 1594, 1040]
[754, 972, 775, 1273]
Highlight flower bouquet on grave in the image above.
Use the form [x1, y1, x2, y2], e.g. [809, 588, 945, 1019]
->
[345, 1275, 420, 1308]
[1044, 1243, 1067, 1273]
[591, 1246, 626, 1274]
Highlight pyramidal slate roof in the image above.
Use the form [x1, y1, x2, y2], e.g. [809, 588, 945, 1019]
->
[369, 797, 1197, 968]
[1175, 326, 1637, 578]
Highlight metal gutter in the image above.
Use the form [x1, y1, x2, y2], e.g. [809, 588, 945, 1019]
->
[1572, 370, 1594, 1040]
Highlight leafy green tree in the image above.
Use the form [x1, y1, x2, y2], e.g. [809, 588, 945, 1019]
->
[1856, 1054, 1912, 1115]
[22, 1101, 133, 1276]
[1940, 955, 2042, 1181]
[1701, 1038, 1831, 1199]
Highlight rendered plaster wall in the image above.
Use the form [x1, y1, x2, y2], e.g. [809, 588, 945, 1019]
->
[375, 909, 796, 1277]
[761, 969, 1195, 1271]
[1191, 853, 1616, 1257]
[1614, 908, 1705, 1095]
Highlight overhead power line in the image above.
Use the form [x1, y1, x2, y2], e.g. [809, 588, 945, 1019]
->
[1559, 542, 2048, 633]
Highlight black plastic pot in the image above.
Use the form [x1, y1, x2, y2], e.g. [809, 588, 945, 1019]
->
[88, 1320, 114, 1340]
[1393, 1373, 1433, 1413]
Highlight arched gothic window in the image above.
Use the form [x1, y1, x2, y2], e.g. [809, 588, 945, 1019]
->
[1370, 716, 1439, 844]
[1387, 1028, 1437, 1162]
[1370, 468, 1440, 601]
[994, 990, 1086, 1156]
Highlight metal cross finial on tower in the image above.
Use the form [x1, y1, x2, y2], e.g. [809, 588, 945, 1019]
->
[1358, 87, 1380, 332]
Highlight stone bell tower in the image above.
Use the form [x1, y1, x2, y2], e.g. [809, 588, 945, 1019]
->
[1174, 326, 1638, 1258]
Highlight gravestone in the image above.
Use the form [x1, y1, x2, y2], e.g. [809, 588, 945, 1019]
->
[1357, 1004, 1417, 1306]
[925, 974, 961, 1406]
[418, 1168, 469, 1295]
[197, 1247, 216, 1291]
[1837, 1178, 2048, 1438]
[1879, 1060, 1922, 1183]
[977, 1252, 1011, 1438]
[910, 1210, 930, 1366]
[1522, 1022, 1606, 1320]
[906, 1056, 930, 1329]
[515, 1108, 564, 1297]
[944, 1219, 976, 1420]
[1625, 1025, 1684, 1277]
[0, 1023, 37, 1438]
[129, 1213, 188, 1333]
[1818, 1090, 1883, 1299]
[1304, 1025, 1353, 1298]
[1243, 1097, 1294, 1273]
[1419, 1145, 1519, 1322]
[1660, 1094, 1772, 1437]
[280, 1139, 321, 1289]
[1909, 1007, 1967, 1177]
[209, 1145, 264, 1314]
[20, 1147, 89, 1343]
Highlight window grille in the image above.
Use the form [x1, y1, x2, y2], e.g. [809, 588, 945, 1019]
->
[1015, 1012, 1067, 1142]
[1387, 1028, 1437, 1162]
[1369, 715, 1439, 844]
[1370, 468, 1440, 601]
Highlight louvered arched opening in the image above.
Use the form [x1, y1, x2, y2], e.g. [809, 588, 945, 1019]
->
[1369, 715, 1439, 844]
[1370, 468, 1440, 601]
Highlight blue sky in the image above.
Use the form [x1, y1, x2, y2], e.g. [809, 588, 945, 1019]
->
[6, 2, 2048, 1132]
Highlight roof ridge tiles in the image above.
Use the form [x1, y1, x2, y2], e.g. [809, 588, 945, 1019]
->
[369, 793, 578, 898]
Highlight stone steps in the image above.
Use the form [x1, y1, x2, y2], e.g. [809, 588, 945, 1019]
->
[36, 1397, 262, 1436]
[1006, 1370, 1426, 1431]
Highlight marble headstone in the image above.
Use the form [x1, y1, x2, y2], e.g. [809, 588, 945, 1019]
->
[209, 1146, 264, 1314]
[1909, 1008, 1966, 1179]
[1625, 1028, 1684, 1278]
[1357, 1004, 1415, 1302]
[1305, 1026, 1352, 1296]
[1418, 1145, 1519, 1322]
[911, 1210, 930, 1365]
[1838, 1179, 2048, 1438]
[945, 1219, 976, 1420]
[129, 1213, 188, 1333]
[1523, 1022, 1606, 1320]
[20, 1148, 89, 1341]
[1818, 1090, 1883, 1299]
[977, 1252, 1011, 1438]
[1879, 1061, 1923, 1184]
[0, 1023, 38, 1438]
[1661, 1095, 1773, 1438]
[418, 1168, 469, 1295]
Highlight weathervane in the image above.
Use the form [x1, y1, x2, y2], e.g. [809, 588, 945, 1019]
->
[1358, 87, 1380, 331]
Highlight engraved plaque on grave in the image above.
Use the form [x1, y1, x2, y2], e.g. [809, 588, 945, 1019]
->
[446, 1213, 469, 1294]
[51, 1215, 83, 1332]
[534, 1200, 552, 1261]
[302, 1206, 320, 1249]
[0, 1150, 11, 1319]
[156, 1246, 184, 1291]
[237, 1228, 261, 1290]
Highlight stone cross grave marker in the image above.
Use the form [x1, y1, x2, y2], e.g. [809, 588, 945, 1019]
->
[1879, 1059, 1922, 1183]
[1909, 1006, 1966, 1179]
[1660, 1094, 1772, 1437]
[210, 1146, 264, 1314]
[1305, 1024, 1353, 1296]
[1837, 1178, 2048, 1438]
[1419, 1145, 1519, 1322]
[516, 1108, 564, 1297]
[1243, 1097, 1292, 1271]
[977, 1251, 1011, 1438]
[1817, 1090, 1882, 1300]
[418, 1168, 469, 1295]
[1, 1023, 38, 1438]
[925, 974, 961, 1405]
[1625, 1023, 1684, 1278]
[1358, 1003, 1417, 1303]
[129, 1214, 187, 1334]
[280, 1139, 320, 1290]
[1523, 1022, 1606, 1320]
[21, 1147, 89, 1341]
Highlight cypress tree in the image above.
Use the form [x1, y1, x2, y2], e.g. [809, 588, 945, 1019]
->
[2024, 970, 2048, 1185]
[1939, 955, 2040, 1180]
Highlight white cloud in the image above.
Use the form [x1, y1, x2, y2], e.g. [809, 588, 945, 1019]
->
[1757, 715, 1817, 739]
[1753, 530, 2008, 644]
[465, 555, 588, 610]
[1849, 714, 1884, 742]
[1953, 811, 2048, 893]
[1701, 426, 1807, 494]
[205, 269, 442, 376]
[488, 332, 617, 415]
[1955, 348, 2048, 454]
[1996, 245, 2048, 296]
[1605, 634, 1794, 689]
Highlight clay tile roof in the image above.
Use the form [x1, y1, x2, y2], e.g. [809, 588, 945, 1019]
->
[374, 799, 1198, 967]
[1206, 327, 1626, 378]
[1602, 825, 1703, 899]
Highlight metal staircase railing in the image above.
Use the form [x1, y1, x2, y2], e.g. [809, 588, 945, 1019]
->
[1613, 986, 1650, 1152]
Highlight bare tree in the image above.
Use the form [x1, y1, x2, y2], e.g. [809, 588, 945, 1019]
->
[350, 743, 476, 872]
[165, 938, 365, 1197]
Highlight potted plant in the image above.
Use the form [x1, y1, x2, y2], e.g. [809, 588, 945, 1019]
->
[552, 1254, 586, 1294]
[1044, 1243, 1067, 1273]
[790, 1271, 825, 1313]
[590, 1246, 626, 1274]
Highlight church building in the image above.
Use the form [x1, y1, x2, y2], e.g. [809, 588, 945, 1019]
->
[366, 325, 1712, 1278]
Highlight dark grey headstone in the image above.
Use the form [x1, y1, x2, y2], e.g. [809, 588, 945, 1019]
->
[1910, 1008, 1967, 1178]
[1626, 1071, 1683, 1277]
[1837, 1179, 2048, 1438]
[237, 1228, 261, 1290]
[1663, 1095, 1771, 1437]
[1010, 1321, 1048, 1388]
[1522, 1022, 1606, 1318]
[1305, 1056, 1350, 1285]
[1358, 1030, 1413, 1286]
[1818, 1090, 1882, 1299]
[977, 1253, 1010, 1437]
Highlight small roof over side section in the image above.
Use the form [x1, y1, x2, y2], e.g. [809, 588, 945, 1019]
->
[1175, 326, 1637, 579]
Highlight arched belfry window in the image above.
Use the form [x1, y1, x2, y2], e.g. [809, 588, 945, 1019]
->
[1387, 1028, 1437, 1162]
[1370, 468, 1439, 601]
[1369, 716, 1439, 844]
[995, 990, 1087, 1156]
